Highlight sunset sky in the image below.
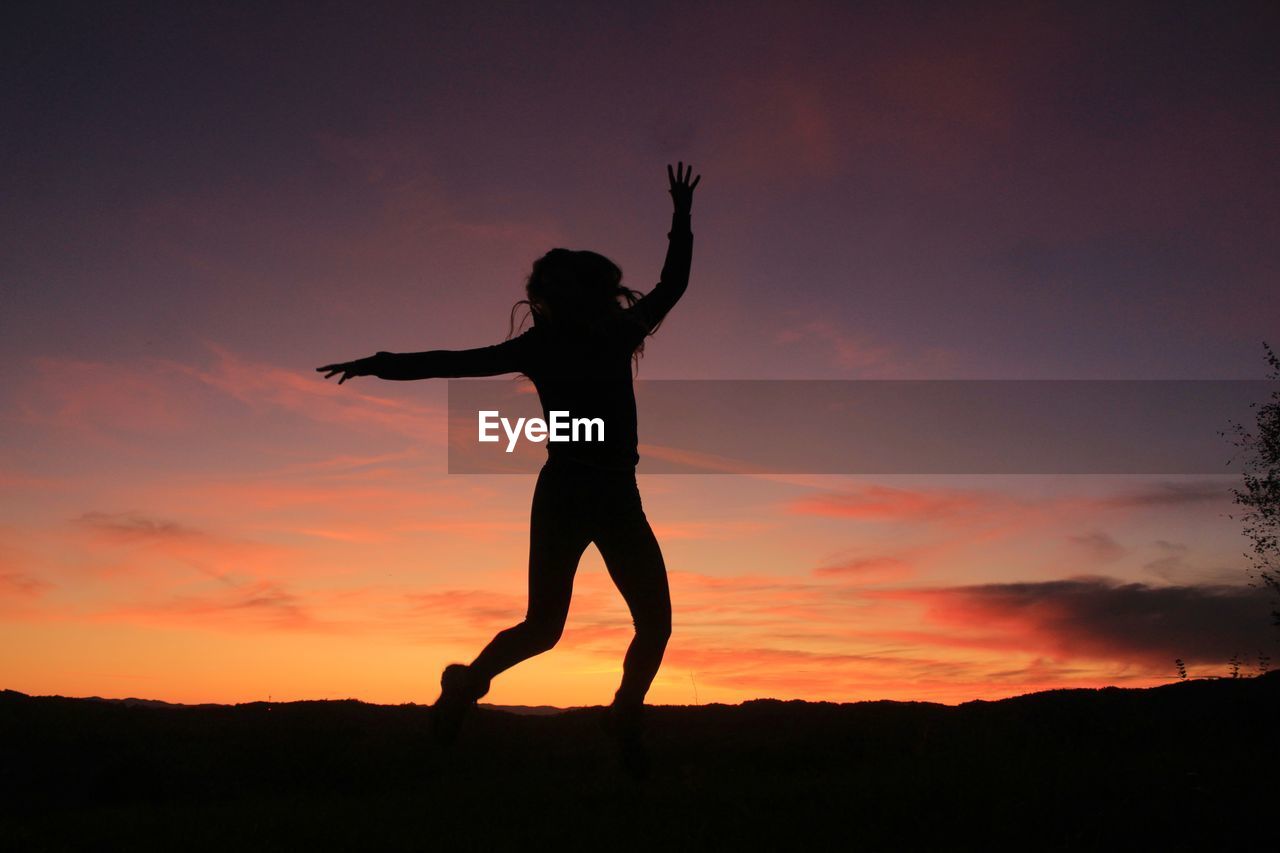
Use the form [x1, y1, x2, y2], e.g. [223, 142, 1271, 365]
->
[3, 1, 1279, 706]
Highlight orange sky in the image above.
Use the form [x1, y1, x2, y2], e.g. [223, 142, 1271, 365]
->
[1, 347, 1271, 704]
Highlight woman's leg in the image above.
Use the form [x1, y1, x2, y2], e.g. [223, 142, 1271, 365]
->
[594, 478, 672, 708]
[468, 464, 591, 684]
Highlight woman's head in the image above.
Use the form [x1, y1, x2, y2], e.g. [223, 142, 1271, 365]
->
[511, 249, 648, 350]
[525, 249, 629, 324]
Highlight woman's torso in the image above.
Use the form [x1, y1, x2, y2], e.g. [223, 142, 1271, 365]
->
[520, 313, 646, 470]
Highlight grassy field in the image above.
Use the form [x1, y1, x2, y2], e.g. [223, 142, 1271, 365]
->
[3, 673, 1276, 850]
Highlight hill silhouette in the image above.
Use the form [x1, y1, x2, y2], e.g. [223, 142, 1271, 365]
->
[3, 676, 1276, 849]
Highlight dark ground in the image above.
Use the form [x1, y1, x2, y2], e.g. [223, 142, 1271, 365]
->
[2, 674, 1277, 851]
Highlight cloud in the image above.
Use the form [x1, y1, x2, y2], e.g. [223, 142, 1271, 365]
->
[773, 319, 956, 378]
[715, 75, 840, 180]
[636, 443, 770, 475]
[182, 345, 446, 442]
[75, 511, 201, 543]
[70, 510, 291, 585]
[1142, 540, 1190, 582]
[8, 348, 446, 447]
[786, 480, 1244, 556]
[789, 484, 989, 523]
[813, 555, 914, 582]
[403, 588, 526, 629]
[1096, 480, 1233, 509]
[647, 519, 779, 541]
[1140, 540, 1243, 585]
[116, 579, 322, 632]
[0, 571, 53, 598]
[876, 577, 1276, 665]
[1066, 531, 1126, 563]
[11, 357, 199, 436]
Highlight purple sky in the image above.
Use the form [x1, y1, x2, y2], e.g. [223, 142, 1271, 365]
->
[5, 1, 1277, 379]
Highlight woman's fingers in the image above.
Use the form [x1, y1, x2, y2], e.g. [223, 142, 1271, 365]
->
[318, 361, 357, 381]
[667, 162, 699, 213]
[667, 162, 699, 188]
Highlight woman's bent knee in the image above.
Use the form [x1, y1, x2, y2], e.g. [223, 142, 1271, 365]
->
[523, 619, 565, 652]
[636, 616, 672, 643]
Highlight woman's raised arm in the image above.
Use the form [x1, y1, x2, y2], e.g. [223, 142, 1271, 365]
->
[632, 162, 700, 333]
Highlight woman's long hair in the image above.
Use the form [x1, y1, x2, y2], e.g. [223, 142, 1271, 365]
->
[508, 248, 651, 364]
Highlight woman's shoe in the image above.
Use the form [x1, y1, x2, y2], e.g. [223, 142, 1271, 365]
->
[601, 701, 651, 780]
[430, 664, 490, 745]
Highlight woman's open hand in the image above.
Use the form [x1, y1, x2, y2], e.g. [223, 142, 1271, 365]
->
[316, 352, 389, 384]
[667, 161, 701, 214]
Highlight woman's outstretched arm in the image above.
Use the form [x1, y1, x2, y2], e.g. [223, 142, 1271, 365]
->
[633, 162, 700, 333]
[317, 334, 532, 384]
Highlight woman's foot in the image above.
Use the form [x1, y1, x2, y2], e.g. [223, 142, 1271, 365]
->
[430, 663, 490, 745]
[601, 701, 651, 780]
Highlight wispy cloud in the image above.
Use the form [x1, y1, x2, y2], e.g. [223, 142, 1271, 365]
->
[789, 484, 992, 523]
[181, 344, 446, 441]
[11, 357, 198, 437]
[813, 555, 914, 582]
[774, 319, 955, 377]
[0, 571, 53, 598]
[76, 511, 202, 543]
[111, 579, 323, 632]
[1095, 480, 1234, 509]
[8, 348, 447, 446]
[1065, 531, 1126, 564]
[71, 510, 290, 586]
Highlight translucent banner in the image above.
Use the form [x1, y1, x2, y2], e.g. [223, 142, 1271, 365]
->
[447, 380, 1277, 474]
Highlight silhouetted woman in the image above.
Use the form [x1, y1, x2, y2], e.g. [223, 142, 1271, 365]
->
[318, 164, 699, 770]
